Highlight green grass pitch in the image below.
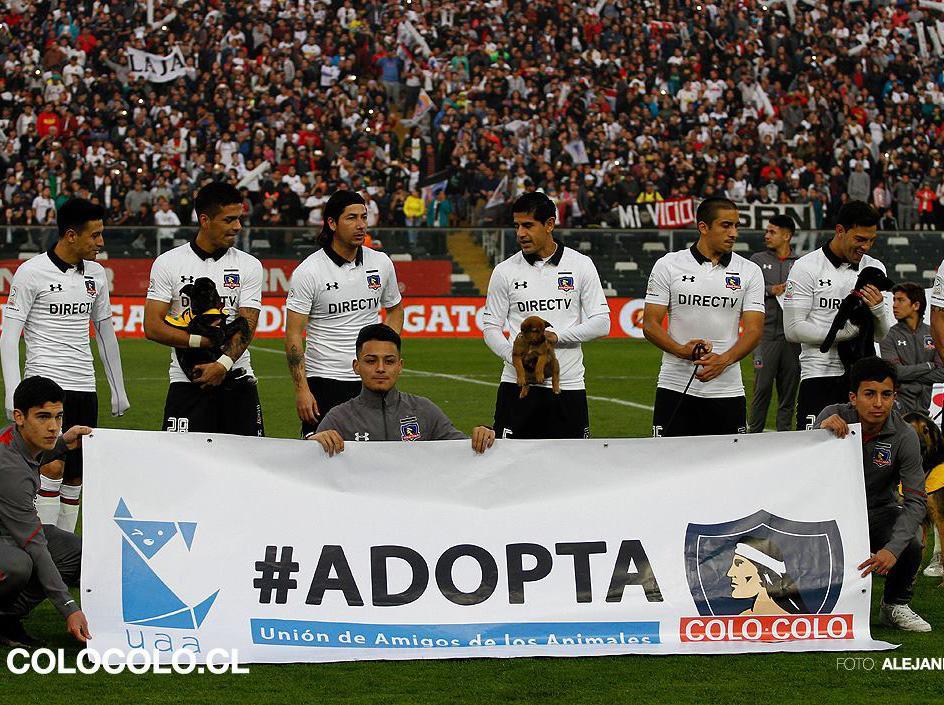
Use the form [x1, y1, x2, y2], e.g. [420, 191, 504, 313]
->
[2, 338, 942, 703]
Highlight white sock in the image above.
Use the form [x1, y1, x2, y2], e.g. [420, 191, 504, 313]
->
[35, 476, 62, 525]
[57, 484, 81, 533]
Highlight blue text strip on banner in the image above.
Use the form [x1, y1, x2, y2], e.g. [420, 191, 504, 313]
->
[250, 619, 661, 648]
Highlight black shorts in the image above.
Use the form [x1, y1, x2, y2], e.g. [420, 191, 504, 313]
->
[163, 379, 264, 436]
[796, 375, 848, 431]
[651, 387, 747, 438]
[301, 376, 363, 438]
[493, 382, 590, 439]
[61, 390, 98, 482]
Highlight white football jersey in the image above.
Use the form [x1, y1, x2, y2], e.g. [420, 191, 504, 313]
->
[783, 245, 888, 380]
[646, 246, 765, 398]
[3, 249, 111, 392]
[931, 259, 944, 309]
[482, 243, 610, 390]
[285, 246, 401, 380]
[147, 240, 263, 384]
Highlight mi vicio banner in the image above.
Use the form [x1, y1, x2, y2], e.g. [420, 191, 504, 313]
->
[126, 46, 188, 83]
[616, 201, 813, 230]
[81, 428, 891, 663]
[616, 198, 694, 229]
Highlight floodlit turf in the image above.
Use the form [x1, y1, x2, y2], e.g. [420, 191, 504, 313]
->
[2, 338, 943, 702]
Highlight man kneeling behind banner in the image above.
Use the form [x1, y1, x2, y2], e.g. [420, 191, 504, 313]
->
[81, 418, 896, 661]
[309, 324, 496, 454]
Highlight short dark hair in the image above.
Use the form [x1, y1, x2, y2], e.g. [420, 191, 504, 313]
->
[13, 376, 64, 414]
[512, 192, 556, 223]
[849, 356, 898, 393]
[56, 197, 104, 239]
[696, 197, 738, 228]
[836, 200, 879, 231]
[318, 190, 366, 246]
[194, 181, 242, 220]
[355, 323, 401, 356]
[769, 214, 796, 235]
[892, 281, 927, 318]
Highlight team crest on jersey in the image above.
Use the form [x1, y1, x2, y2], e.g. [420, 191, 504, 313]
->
[400, 416, 421, 441]
[558, 275, 575, 291]
[223, 272, 240, 289]
[84, 278, 97, 297]
[926, 335, 935, 350]
[366, 273, 382, 290]
[873, 442, 892, 467]
[724, 274, 741, 291]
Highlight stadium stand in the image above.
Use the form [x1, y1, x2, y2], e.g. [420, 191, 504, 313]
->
[0, 0, 943, 296]
[2, 1, 944, 226]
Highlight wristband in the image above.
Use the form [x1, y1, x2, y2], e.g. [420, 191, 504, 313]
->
[217, 354, 234, 371]
[189, 334, 202, 348]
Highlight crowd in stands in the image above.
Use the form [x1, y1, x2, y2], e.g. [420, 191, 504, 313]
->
[1, 0, 944, 241]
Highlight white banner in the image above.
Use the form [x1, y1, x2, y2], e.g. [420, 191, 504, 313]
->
[82, 428, 891, 662]
[126, 46, 187, 83]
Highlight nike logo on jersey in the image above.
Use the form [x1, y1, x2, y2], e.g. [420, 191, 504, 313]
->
[677, 294, 739, 308]
[328, 297, 381, 314]
[516, 299, 573, 312]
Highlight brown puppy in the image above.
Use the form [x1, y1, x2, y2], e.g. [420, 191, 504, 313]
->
[512, 316, 560, 399]
[903, 411, 944, 585]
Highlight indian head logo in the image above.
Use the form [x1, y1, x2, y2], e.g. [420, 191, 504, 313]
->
[680, 510, 851, 643]
[400, 416, 421, 441]
[85, 278, 97, 297]
[114, 498, 219, 629]
[558, 275, 575, 292]
[724, 274, 741, 291]
[366, 273, 382, 290]
[223, 272, 240, 289]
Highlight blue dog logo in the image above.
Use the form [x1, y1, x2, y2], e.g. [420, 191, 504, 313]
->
[114, 498, 219, 629]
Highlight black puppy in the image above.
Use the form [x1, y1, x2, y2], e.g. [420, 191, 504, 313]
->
[819, 266, 894, 370]
[164, 277, 250, 383]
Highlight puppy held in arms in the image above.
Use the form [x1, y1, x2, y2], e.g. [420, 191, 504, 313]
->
[513, 315, 560, 398]
[819, 266, 894, 370]
[164, 277, 251, 383]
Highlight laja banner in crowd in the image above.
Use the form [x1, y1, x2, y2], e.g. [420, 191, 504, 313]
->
[81, 428, 892, 663]
[126, 46, 187, 83]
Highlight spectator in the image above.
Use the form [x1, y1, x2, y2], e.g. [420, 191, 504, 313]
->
[847, 163, 870, 204]
[893, 175, 916, 231]
[403, 188, 426, 248]
[427, 189, 452, 228]
[916, 182, 936, 231]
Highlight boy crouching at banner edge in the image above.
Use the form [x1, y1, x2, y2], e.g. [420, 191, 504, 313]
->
[814, 356, 931, 632]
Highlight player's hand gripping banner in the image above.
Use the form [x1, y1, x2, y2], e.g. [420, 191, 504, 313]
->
[82, 427, 892, 662]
